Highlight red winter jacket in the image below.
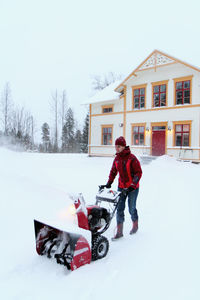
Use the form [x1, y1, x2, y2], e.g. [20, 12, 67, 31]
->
[107, 146, 142, 189]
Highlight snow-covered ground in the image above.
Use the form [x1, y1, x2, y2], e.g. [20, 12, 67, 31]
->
[0, 148, 199, 300]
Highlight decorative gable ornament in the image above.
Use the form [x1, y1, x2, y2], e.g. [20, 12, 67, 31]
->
[139, 52, 175, 71]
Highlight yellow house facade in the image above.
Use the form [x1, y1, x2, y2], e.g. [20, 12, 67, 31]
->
[88, 50, 200, 162]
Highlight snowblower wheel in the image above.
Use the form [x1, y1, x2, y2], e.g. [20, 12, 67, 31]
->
[92, 235, 109, 261]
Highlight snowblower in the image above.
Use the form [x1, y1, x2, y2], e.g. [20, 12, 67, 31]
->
[34, 187, 126, 271]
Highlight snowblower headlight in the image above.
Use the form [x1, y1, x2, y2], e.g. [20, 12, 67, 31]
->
[69, 204, 76, 215]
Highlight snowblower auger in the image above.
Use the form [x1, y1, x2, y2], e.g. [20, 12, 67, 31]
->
[34, 220, 91, 271]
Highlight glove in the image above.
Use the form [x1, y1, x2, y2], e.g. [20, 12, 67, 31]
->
[105, 182, 112, 188]
[99, 185, 106, 191]
[99, 182, 112, 191]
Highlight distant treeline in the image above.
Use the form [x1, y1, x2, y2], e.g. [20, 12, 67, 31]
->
[0, 83, 89, 153]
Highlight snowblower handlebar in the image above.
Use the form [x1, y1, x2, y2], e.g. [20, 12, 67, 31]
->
[98, 185, 128, 196]
[98, 185, 107, 191]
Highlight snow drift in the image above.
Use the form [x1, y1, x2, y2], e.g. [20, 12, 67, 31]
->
[0, 148, 199, 300]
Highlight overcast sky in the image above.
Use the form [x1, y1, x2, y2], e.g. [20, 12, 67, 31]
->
[1, 0, 200, 134]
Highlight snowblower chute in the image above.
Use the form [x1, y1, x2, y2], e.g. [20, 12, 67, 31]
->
[34, 220, 91, 271]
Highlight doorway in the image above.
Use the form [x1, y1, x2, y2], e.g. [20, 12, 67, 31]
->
[152, 126, 166, 156]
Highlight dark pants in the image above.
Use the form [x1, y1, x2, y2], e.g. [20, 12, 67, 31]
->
[117, 188, 139, 224]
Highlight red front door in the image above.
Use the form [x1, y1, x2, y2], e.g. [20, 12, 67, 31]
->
[152, 128, 166, 156]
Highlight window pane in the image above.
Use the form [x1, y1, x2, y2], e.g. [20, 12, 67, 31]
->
[139, 134, 144, 145]
[140, 88, 145, 95]
[103, 107, 112, 113]
[107, 134, 112, 145]
[161, 100, 166, 106]
[177, 91, 182, 98]
[133, 126, 138, 133]
[183, 133, 189, 146]
[103, 135, 107, 145]
[184, 81, 190, 89]
[108, 127, 112, 133]
[139, 126, 144, 133]
[154, 94, 159, 107]
[153, 126, 165, 131]
[176, 133, 182, 146]
[160, 84, 166, 92]
[184, 90, 190, 98]
[161, 93, 166, 100]
[134, 134, 139, 145]
[176, 82, 182, 90]
[176, 91, 183, 104]
[134, 97, 139, 108]
[176, 125, 182, 132]
[134, 89, 139, 96]
[160, 93, 166, 106]
[140, 96, 145, 108]
[103, 128, 108, 133]
[183, 125, 189, 132]
[154, 86, 159, 93]
[184, 90, 190, 104]
[184, 97, 190, 104]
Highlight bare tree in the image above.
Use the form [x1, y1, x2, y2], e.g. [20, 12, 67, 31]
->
[91, 72, 123, 91]
[50, 90, 59, 152]
[60, 90, 68, 130]
[0, 82, 13, 135]
[10, 105, 36, 149]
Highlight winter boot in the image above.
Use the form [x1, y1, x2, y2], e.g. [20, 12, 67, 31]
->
[112, 223, 123, 240]
[130, 220, 138, 235]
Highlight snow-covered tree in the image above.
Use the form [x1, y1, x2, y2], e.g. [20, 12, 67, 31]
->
[62, 107, 75, 152]
[81, 112, 89, 153]
[61, 123, 68, 152]
[41, 122, 50, 152]
[74, 129, 82, 153]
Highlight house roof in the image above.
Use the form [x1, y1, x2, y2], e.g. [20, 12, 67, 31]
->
[84, 80, 121, 104]
[115, 49, 200, 92]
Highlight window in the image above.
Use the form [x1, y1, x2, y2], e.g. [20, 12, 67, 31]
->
[153, 84, 166, 107]
[174, 76, 193, 105]
[102, 126, 112, 145]
[132, 85, 146, 109]
[175, 124, 190, 146]
[151, 80, 168, 108]
[132, 126, 145, 145]
[175, 81, 190, 105]
[133, 88, 145, 109]
[102, 105, 113, 113]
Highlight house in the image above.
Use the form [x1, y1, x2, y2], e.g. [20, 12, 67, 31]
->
[87, 50, 200, 162]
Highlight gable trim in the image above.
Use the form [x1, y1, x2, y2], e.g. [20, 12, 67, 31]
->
[115, 50, 200, 92]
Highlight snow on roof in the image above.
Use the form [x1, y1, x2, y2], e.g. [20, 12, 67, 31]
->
[84, 80, 121, 105]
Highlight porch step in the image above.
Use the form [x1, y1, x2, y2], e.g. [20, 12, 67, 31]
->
[140, 155, 157, 165]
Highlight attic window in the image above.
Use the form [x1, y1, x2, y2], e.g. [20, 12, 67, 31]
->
[102, 105, 113, 113]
